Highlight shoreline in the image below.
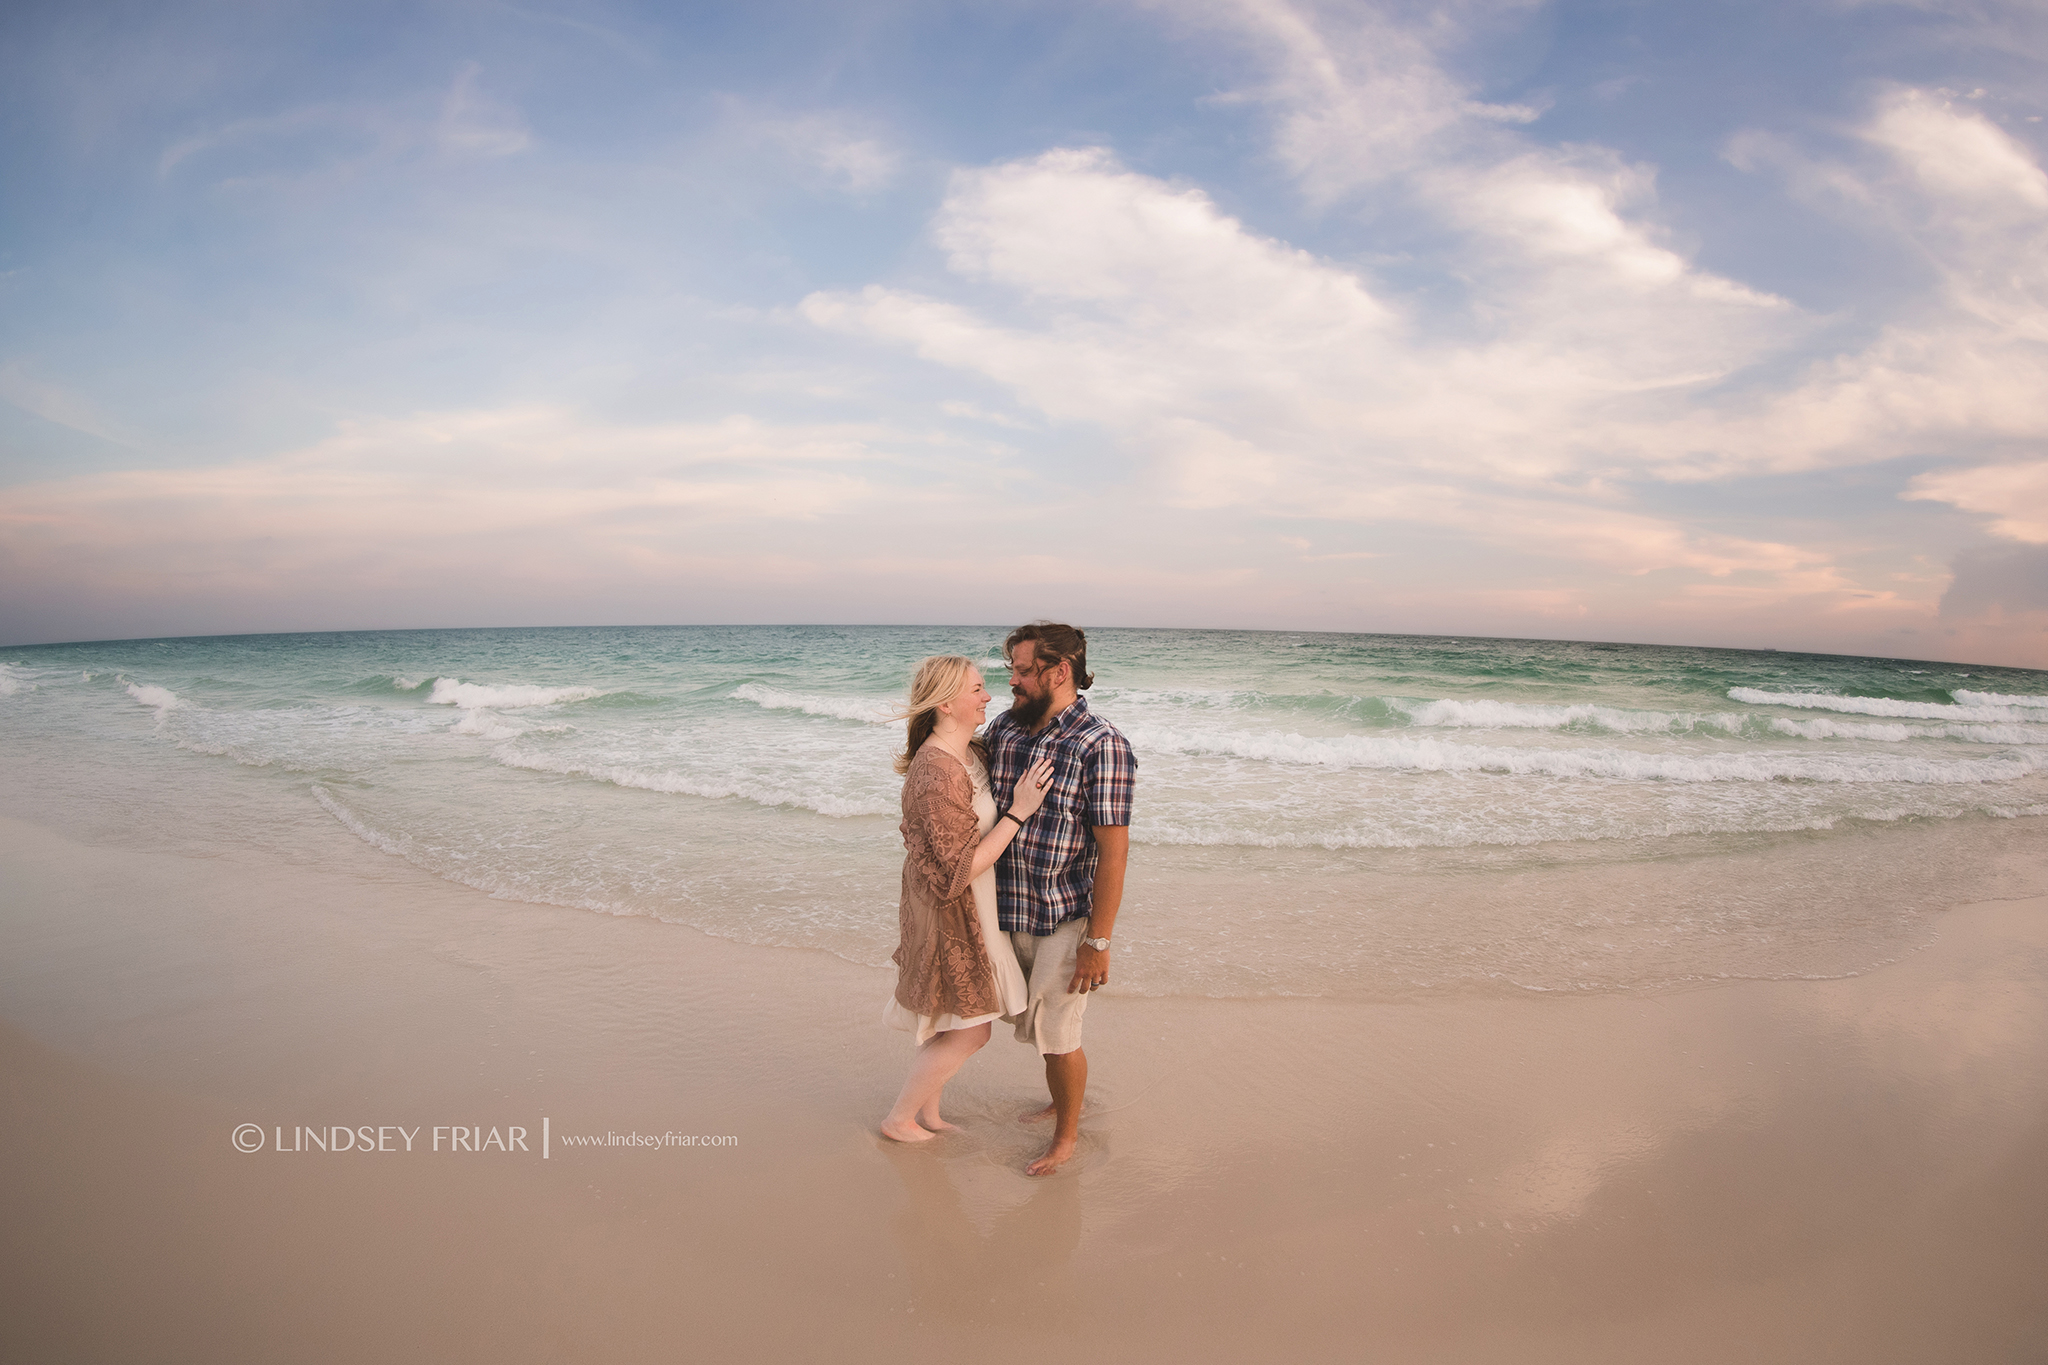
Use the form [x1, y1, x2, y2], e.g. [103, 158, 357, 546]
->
[3, 805, 2047, 1361]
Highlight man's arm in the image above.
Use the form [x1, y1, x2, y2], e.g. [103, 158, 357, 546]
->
[1070, 825, 1128, 993]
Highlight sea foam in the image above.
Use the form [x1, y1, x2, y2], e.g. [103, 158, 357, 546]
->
[1117, 722, 2048, 784]
[424, 678, 605, 709]
[730, 683, 901, 724]
[449, 710, 571, 740]
[1768, 716, 2048, 745]
[1391, 697, 1749, 735]
[125, 682, 181, 717]
[1729, 687, 2040, 722]
[1952, 689, 2048, 709]
[492, 747, 894, 818]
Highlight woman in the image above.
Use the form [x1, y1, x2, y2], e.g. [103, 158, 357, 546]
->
[880, 655, 1054, 1142]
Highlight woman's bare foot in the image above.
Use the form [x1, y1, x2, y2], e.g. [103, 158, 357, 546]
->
[1025, 1136, 1076, 1176]
[915, 1111, 960, 1132]
[879, 1117, 935, 1143]
[1017, 1102, 1056, 1124]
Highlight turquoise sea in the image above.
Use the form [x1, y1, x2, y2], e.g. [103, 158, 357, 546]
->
[4, 626, 2045, 998]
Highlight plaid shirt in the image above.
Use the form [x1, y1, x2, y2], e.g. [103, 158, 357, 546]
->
[984, 695, 1136, 936]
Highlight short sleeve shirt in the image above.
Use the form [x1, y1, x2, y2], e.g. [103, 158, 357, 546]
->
[983, 696, 1136, 936]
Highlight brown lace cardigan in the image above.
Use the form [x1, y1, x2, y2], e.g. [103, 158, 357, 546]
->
[891, 744, 1001, 1022]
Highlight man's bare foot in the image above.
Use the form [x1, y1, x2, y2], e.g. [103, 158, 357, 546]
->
[1025, 1137, 1076, 1176]
[915, 1112, 960, 1132]
[1017, 1102, 1057, 1125]
[879, 1117, 935, 1143]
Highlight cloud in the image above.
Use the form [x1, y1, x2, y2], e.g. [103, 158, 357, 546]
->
[13, 0, 2048, 665]
[1677, 91, 2048, 480]
[1939, 543, 2048, 616]
[1928, 542, 2048, 667]
[803, 146, 1830, 593]
[1175, 0, 1546, 199]
[0, 363, 139, 447]
[156, 62, 530, 185]
[437, 63, 531, 159]
[1907, 460, 2048, 542]
[795, 2, 2048, 655]
[2, 406, 910, 535]
[1865, 88, 2048, 211]
[720, 102, 902, 194]
[156, 101, 403, 183]
[790, 125, 900, 194]
[1164, 6, 2048, 483]
[0, 408, 934, 640]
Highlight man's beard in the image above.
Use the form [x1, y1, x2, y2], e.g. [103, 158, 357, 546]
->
[1009, 687, 1053, 729]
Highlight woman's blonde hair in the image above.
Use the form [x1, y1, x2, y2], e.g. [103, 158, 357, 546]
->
[894, 654, 987, 775]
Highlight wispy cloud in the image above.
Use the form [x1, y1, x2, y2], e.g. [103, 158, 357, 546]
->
[438, 63, 531, 159]
[0, 363, 140, 447]
[717, 100, 903, 194]
[1175, 0, 1547, 198]
[157, 62, 530, 186]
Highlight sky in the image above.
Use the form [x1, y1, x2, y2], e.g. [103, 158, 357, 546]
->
[2, 0, 2047, 666]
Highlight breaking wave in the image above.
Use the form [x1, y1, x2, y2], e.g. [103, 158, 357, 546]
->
[1729, 687, 2044, 722]
[125, 681, 182, 718]
[1952, 689, 2048, 710]
[1769, 716, 2048, 745]
[730, 683, 901, 725]
[491, 747, 894, 818]
[1118, 722, 2048, 785]
[448, 710, 572, 740]
[1391, 697, 1751, 735]
[424, 678, 606, 709]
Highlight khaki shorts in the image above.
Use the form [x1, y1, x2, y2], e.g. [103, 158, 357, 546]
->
[1007, 917, 1092, 1056]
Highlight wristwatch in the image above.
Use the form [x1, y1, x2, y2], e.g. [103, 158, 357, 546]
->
[1080, 934, 1111, 952]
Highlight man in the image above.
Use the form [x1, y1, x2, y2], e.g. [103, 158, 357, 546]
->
[982, 621, 1134, 1177]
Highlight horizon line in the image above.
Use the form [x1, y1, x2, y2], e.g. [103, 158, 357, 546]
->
[1, 622, 2033, 675]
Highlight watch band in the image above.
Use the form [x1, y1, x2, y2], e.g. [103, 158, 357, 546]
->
[1080, 935, 1111, 951]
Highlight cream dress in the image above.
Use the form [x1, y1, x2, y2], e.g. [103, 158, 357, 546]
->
[882, 750, 1029, 1045]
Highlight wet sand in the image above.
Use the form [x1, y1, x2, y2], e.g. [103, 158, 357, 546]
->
[2, 808, 2046, 1363]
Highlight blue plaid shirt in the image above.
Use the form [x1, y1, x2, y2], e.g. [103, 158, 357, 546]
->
[984, 695, 1136, 936]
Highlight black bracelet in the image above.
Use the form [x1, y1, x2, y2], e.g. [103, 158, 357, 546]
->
[999, 809, 1025, 828]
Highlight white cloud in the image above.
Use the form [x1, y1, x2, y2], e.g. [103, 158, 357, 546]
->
[0, 409, 918, 609]
[1170, 6, 2048, 482]
[723, 104, 902, 193]
[1176, 0, 1545, 199]
[798, 1, 2048, 643]
[1907, 461, 2048, 542]
[1677, 90, 2048, 479]
[804, 146, 1819, 587]
[1866, 88, 2048, 210]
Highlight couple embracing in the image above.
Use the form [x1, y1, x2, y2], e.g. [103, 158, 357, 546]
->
[880, 621, 1134, 1176]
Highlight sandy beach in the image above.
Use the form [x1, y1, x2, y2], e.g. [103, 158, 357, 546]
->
[4, 788, 2046, 1364]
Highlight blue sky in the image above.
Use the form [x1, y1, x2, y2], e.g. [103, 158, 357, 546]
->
[3, 0, 2046, 664]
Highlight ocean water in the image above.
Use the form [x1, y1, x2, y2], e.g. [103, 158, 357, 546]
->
[3, 625, 2046, 999]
